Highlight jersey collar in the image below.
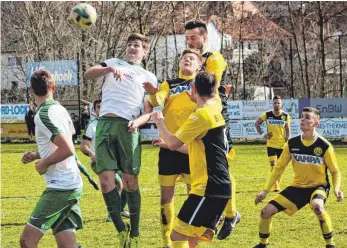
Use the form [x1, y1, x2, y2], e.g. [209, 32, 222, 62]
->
[38, 99, 56, 110]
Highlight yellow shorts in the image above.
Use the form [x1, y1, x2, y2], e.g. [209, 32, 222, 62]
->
[159, 174, 191, 187]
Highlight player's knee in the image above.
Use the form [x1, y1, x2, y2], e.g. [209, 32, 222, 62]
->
[311, 202, 324, 215]
[260, 208, 273, 219]
[123, 174, 138, 192]
[99, 173, 115, 192]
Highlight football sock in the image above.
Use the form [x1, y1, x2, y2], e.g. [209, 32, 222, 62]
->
[259, 216, 272, 245]
[77, 162, 93, 182]
[225, 172, 236, 218]
[126, 188, 141, 237]
[316, 211, 334, 245]
[172, 241, 189, 248]
[120, 189, 127, 212]
[161, 201, 175, 246]
[102, 188, 125, 233]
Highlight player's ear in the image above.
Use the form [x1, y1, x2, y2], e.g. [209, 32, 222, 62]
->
[52, 85, 56, 93]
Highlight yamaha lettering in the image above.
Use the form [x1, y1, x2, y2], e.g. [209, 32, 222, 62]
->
[293, 154, 323, 165]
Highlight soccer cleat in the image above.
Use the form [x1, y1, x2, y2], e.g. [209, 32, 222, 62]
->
[253, 244, 268, 248]
[119, 224, 130, 248]
[326, 245, 335, 248]
[106, 215, 112, 222]
[77, 244, 84, 248]
[217, 211, 241, 240]
[89, 179, 100, 190]
[128, 235, 140, 248]
[161, 246, 172, 248]
[121, 210, 130, 218]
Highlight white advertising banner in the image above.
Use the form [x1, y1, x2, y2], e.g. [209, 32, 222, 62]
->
[227, 101, 243, 119]
[241, 100, 271, 118]
[229, 118, 347, 139]
[282, 99, 299, 119]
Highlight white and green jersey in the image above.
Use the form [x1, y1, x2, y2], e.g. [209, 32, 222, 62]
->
[100, 58, 158, 120]
[83, 118, 98, 163]
[35, 100, 82, 190]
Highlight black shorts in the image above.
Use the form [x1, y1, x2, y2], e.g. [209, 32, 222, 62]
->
[158, 147, 190, 175]
[177, 194, 229, 230]
[267, 147, 283, 158]
[270, 185, 330, 215]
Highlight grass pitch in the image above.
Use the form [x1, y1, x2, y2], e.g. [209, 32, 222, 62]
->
[1, 143, 347, 247]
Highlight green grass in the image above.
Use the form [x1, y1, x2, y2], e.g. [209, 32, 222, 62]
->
[1, 143, 347, 248]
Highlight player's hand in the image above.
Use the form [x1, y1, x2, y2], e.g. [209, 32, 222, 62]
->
[116, 178, 123, 192]
[152, 138, 168, 149]
[109, 67, 122, 81]
[143, 82, 158, 94]
[334, 188, 344, 202]
[21, 151, 37, 164]
[35, 160, 48, 175]
[89, 151, 96, 163]
[151, 111, 164, 124]
[263, 133, 271, 140]
[128, 120, 138, 133]
[255, 190, 268, 205]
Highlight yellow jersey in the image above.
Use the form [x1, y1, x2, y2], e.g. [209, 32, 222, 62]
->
[265, 134, 341, 191]
[260, 110, 290, 149]
[175, 101, 231, 199]
[148, 74, 197, 134]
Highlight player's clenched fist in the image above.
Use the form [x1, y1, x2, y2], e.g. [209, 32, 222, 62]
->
[255, 190, 268, 205]
[21, 151, 39, 164]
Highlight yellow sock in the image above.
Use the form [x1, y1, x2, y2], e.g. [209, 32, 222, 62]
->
[172, 240, 189, 248]
[225, 172, 236, 218]
[317, 211, 334, 245]
[161, 202, 175, 246]
[259, 216, 272, 244]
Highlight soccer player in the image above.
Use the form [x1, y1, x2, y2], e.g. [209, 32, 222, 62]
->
[255, 96, 291, 192]
[184, 19, 240, 239]
[254, 107, 344, 248]
[25, 104, 36, 142]
[20, 69, 83, 248]
[80, 99, 129, 220]
[143, 49, 202, 248]
[151, 71, 231, 248]
[84, 33, 157, 247]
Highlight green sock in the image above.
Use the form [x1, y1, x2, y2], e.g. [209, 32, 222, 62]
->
[126, 188, 141, 237]
[120, 189, 127, 212]
[78, 163, 93, 181]
[102, 188, 125, 233]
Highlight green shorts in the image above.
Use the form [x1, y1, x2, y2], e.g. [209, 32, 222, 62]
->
[28, 187, 83, 234]
[95, 116, 141, 175]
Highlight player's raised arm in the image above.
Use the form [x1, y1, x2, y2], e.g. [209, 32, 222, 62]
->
[255, 114, 265, 135]
[145, 81, 170, 107]
[84, 64, 121, 81]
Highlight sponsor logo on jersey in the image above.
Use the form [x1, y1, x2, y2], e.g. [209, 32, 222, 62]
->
[170, 85, 191, 95]
[268, 119, 285, 125]
[293, 153, 323, 165]
[281, 115, 286, 120]
[314, 147, 323, 156]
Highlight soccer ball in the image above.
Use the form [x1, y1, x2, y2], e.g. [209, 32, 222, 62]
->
[70, 3, 97, 29]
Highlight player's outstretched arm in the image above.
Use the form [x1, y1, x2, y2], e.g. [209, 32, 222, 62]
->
[324, 147, 343, 202]
[84, 65, 121, 80]
[35, 133, 74, 175]
[152, 138, 188, 154]
[151, 111, 184, 151]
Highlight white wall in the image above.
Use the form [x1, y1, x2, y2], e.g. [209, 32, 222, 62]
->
[1, 53, 26, 89]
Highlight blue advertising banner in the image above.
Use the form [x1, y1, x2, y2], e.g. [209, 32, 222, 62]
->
[26, 60, 78, 86]
[1, 104, 29, 121]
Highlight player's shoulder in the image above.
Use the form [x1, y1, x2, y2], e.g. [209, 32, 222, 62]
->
[282, 111, 290, 117]
[206, 50, 225, 61]
[316, 134, 332, 149]
[86, 119, 98, 128]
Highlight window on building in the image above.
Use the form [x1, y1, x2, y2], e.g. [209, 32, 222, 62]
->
[8, 56, 22, 68]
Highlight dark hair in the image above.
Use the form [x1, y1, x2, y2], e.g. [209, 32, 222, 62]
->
[127, 33, 149, 50]
[194, 71, 217, 97]
[30, 69, 55, 96]
[273, 95, 282, 101]
[181, 49, 202, 63]
[184, 20, 208, 35]
[93, 99, 101, 109]
[302, 107, 320, 120]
